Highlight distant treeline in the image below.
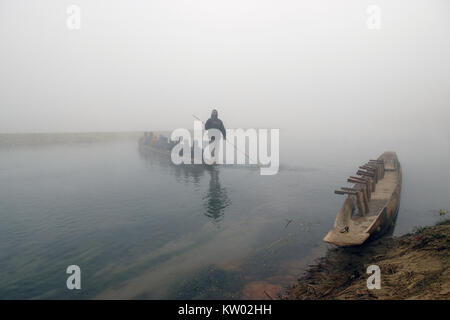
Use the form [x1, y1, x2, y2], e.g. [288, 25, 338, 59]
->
[0, 132, 143, 147]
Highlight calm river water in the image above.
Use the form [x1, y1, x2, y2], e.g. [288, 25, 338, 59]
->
[0, 132, 449, 299]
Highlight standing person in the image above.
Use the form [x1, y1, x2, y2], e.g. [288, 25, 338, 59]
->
[205, 109, 226, 140]
[204, 109, 226, 161]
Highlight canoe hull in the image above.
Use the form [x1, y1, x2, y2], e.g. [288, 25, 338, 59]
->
[323, 152, 402, 247]
[138, 133, 216, 168]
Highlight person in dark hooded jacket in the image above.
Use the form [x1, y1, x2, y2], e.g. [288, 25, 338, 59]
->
[205, 109, 226, 140]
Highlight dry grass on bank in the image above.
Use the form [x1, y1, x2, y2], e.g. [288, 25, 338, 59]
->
[286, 219, 450, 300]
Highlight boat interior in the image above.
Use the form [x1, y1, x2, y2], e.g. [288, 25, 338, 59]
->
[324, 152, 400, 246]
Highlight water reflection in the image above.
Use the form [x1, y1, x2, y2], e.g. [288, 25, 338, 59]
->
[138, 145, 231, 223]
[138, 144, 206, 185]
[203, 167, 231, 223]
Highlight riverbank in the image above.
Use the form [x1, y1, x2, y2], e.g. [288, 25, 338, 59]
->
[285, 219, 450, 300]
[0, 132, 142, 148]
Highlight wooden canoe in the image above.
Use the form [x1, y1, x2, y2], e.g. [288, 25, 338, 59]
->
[138, 132, 214, 166]
[138, 134, 173, 156]
[323, 151, 402, 247]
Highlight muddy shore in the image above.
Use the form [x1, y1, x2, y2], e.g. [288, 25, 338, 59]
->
[285, 219, 450, 300]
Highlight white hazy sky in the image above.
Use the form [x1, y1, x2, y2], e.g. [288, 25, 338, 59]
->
[0, 0, 449, 137]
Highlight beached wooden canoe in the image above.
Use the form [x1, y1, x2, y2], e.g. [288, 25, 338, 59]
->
[323, 151, 402, 247]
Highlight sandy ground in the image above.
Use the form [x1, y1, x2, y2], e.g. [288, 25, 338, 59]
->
[285, 220, 450, 300]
